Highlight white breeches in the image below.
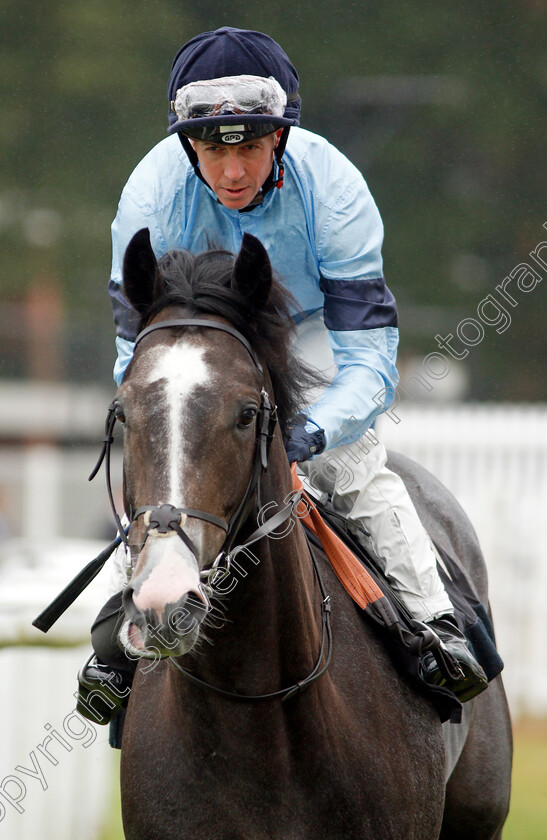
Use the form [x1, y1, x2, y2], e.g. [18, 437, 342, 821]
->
[295, 312, 453, 622]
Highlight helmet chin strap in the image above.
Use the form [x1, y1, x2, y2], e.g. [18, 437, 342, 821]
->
[263, 126, 290, 192]
[177, 127, 290, 210]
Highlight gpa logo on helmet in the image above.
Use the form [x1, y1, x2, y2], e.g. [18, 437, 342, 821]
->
[221, 133, 245, 144]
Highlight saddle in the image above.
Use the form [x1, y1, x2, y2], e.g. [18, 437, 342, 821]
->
[291, 467, 503, 724]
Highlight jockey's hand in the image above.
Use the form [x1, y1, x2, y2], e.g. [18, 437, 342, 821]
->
[284, 414, 326, 464]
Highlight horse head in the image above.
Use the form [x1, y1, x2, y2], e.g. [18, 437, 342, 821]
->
[115, 229, 307, 661]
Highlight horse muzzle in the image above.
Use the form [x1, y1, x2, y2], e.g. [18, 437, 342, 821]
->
[120, 533, 209, 659]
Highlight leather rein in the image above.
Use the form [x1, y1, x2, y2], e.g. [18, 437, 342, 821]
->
[77, 317, 332, 701]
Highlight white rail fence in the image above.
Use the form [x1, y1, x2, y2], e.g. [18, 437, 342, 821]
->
[0, 542, 116, 840]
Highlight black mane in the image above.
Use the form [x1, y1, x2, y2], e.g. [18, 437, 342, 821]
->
[137, 247, 325, 435]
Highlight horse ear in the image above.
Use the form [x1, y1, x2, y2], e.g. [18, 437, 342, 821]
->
[123, 228, 161, 314]
[231, 233, 272, 312]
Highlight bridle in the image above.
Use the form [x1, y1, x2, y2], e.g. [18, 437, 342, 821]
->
[92, 316, 332, 702]
[91, 318, 279, 559]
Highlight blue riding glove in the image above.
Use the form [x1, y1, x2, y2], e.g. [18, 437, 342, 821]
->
[284, 414, 326, 464]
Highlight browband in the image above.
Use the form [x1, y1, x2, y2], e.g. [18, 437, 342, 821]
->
[134, 318, 263, 374]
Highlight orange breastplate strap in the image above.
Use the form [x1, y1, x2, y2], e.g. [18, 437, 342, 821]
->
[291, 464, 385, 609]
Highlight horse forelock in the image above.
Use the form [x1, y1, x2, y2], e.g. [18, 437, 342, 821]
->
[133, 246, 325, 435]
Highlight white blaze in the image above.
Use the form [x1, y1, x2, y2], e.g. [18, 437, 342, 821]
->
[145, 342, 210, 502]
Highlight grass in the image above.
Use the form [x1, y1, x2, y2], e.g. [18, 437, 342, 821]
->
[504, 718, 547, 839]
[98, 719, 547, 839]
[98, 753, 124, 840]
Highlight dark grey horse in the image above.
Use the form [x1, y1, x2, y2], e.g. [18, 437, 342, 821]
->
[116, 229, 512, 839]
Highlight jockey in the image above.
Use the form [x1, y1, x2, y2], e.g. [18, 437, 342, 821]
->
[78, 26, 487, 725]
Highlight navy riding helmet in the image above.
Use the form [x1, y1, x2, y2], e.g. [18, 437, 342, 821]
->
[166, 27, 301, 195]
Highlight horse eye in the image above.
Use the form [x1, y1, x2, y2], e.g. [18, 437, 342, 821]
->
[114, 403, 126, 424]
[237, 406, 257, 428]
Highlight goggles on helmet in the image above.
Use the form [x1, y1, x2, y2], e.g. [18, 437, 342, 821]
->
[168, 74, 293, 144]
[173, 75, 287, 120]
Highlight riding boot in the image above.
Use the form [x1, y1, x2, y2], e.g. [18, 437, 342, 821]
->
[76, 592, 136, 725]
[421, 614, 488, 702]
[76, 653, 134, 725]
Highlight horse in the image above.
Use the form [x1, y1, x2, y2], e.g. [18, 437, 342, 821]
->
[114, 228, 512, 839]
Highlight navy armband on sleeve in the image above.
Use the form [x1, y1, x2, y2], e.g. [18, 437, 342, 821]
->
[108, 279, 141, 341]
[319, 276, 398, 331]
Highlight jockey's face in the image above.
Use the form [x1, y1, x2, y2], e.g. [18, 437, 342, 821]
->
[190, 130, 283, 210]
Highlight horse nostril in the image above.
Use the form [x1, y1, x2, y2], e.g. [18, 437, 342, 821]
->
[121, 586, 151, 640]
[121, 584, 138, 619]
